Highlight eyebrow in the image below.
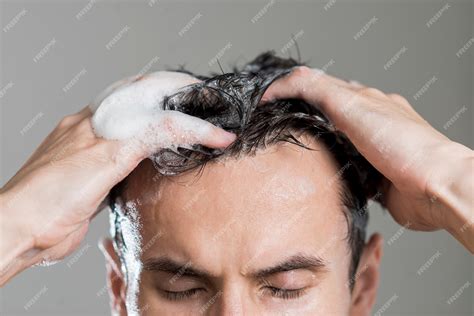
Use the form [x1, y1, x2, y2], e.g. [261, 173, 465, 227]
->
[142, 254, 327, 281]
[250, 254, 328, 279]
[142, 257, 212, 279]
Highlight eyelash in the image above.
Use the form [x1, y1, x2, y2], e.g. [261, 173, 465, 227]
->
[263, 286, 306, 300]
[161, 286, 306, 301]
[162, 288, 203, 301]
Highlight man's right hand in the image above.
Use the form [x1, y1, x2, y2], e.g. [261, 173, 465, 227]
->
[0, 106, 235, 286]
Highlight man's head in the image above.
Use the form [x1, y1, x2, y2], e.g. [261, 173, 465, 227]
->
[101, 52, 384, 315]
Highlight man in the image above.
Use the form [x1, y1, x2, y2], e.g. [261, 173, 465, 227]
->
[102, 54, 383, 314]
[1, 53, 472, 315]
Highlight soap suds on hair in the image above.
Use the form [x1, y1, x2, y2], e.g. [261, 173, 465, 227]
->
[89, 71, 209, 150]
[111, 198, 143, 315]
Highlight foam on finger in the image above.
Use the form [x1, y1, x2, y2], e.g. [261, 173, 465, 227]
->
[89, 71, 202, 146]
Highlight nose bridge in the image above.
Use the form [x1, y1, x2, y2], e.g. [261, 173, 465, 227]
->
[220, 293, 244, 316]
[206, 282, 250, 316]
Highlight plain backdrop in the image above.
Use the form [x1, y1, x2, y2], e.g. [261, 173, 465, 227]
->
[0, 0, 472, 315]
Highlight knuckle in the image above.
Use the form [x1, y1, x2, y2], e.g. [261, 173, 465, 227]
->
[388, 93, 409, 104]
[359, 87, 382, 96]
[287, 66, 314, 98]
[292, 65, 313, 79]
[73, 117, 95, 137]
[57, 114, 77, 128]
[357, 87, 388, 100]
[77, 117, 92, 130]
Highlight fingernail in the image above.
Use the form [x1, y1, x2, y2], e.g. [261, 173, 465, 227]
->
[222, 130, 237, 143]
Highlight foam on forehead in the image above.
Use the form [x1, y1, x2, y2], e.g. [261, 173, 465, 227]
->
[89, 71, 200, 140]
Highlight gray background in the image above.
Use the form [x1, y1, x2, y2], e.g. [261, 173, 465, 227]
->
[0, 0, 472, 315]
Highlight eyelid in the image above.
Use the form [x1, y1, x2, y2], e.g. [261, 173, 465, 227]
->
[161, 288, 206, 301]
[257, 269, 315, 290]
[262, 286, 307, 300]
[257, 272, 314, 300]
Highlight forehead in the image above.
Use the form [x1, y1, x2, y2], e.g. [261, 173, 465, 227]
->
[122, 137, 350, 270]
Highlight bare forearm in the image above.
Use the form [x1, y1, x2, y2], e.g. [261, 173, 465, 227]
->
[0, 192, 36, 286]
[428, 142, 474, 252]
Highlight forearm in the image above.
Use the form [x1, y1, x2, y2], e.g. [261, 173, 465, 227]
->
[0, 191, 36, 286]
[428, 141, 474, 253]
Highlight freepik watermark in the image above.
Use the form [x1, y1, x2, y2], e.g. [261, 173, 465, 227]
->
[76, 0, 96, 20]
[0, 81, 14, 99]
[426, 3, 451, 28]
[374, 293, 398, 316]
[20, 112, 44, 135]
[66, 243, 91, 268]
[456, 37, 474, 58]
[346, 264, 368, 288]
[324, 0, 337, 11]
[199, 290, 222, 314]
[3, 9, 27, 33]
[168, 261, 193, 284]
[384, 46, 407, 70]
[387, 221, 412, 246]
[24, 286, 48, 310]
[413, 75, 437, 100]
[251, 0, 276, 24]
[63, 68, 87, 93]
[443, 105, 467, 130]
[417, 250, 441, 275]
[178, 12, 202, 37]
[137, 56, 160, 77]
[446, 281, 471, 305]
[142, 231, 164, 254]
[354, 16, 378, 40]
[281, 30, 304, 55]
[33, 38, 56, 63]
[105, 25, 130, 50]
[208, 42, 232, 67]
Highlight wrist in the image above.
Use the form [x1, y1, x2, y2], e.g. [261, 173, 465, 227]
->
[0, 191, 36, 284]
[426, 141, 474, 252]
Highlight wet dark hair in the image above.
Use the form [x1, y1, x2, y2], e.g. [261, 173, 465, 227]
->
[109, 52, 383, 287]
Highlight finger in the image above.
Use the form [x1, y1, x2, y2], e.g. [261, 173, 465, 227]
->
[160, 111, 236, 149]
[55, 107, 93, 131]
[347, 84, 422, 122]
[322, 72, 354, 88]
[261, 66, 350, 104]
[261, 66, 329, 102]
[75, 106, 92, 118]
[386, 93, 425, 121]
[348, 80, 365, 89]
[346, 79, 390, 100]
[261, 71, 302, 102]
[358, 87, 390, 100]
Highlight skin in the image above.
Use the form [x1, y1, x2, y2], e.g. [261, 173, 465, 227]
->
[263, 67, 473, 251]
[0, 67, 472, 311]
[101, 136, 383, 315]
[0, 106, 235, 285]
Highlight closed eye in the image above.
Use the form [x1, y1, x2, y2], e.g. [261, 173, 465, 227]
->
[262, 286, 307, 300]
[161, 288, 206, 301]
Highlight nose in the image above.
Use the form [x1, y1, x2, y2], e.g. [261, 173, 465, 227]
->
[205, 286, 249, 316]
[219, 293, 244, 316]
